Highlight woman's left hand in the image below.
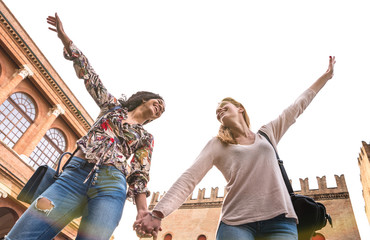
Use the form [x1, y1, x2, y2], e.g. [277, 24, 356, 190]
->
[309, 56, 337, 93]
[324, 56, 336, 80]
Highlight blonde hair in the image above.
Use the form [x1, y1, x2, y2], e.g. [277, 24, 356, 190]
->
[216, 97, 250, 144]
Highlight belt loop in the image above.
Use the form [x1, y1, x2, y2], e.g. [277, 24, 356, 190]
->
[81, 159, 88, 168]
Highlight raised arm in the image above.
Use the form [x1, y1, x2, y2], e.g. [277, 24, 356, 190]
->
[47, 13, 117, 112]
[260, 56, 336, 145]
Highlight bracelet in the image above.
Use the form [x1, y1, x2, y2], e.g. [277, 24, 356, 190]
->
[149, 212, 163, 221]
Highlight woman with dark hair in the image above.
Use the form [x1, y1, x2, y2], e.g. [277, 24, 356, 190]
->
[6, 13, 165, 240]
[135, 57, 336, 240]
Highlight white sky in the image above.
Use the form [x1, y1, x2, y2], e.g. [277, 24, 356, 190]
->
[3, 0, 370, 239]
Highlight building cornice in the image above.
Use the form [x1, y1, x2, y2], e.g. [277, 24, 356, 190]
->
[0, 10, 92, 132]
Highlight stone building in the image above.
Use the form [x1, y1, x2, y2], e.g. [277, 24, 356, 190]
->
[0, 2, 94, 239]
[358, 141, 370, 223]
[148, 175, 361, 240]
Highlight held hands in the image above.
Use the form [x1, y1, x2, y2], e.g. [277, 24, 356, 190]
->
[133, 211, 153, 239]
[133, 211, 162, 239]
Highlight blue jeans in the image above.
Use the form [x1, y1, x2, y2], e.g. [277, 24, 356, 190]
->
[216, 214, 298, 240]
[6, 157, 127, 240]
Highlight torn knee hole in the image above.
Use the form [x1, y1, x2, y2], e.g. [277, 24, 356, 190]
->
[35, 197, 55, 212]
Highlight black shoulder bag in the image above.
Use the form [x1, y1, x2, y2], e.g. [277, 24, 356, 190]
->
[17, 150, 77, 204]
[258, 130, 332, 240]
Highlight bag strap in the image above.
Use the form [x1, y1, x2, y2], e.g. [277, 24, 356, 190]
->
[54, 105, 122, 178]
[258, 130, 295, 195]
[54, 148, 79, 178]
[259, 131, 334, 228]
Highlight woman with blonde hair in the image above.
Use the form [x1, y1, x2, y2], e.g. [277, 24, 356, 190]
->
[135, 56, 336, 240]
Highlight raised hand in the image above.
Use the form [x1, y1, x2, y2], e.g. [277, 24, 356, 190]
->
[47, 13, 66, 38]
[324, 56, 336, 80]
[46, 13, 71, 52]
[309, 56, 337, 93]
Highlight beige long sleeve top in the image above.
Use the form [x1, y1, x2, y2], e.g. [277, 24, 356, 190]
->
[153, 88, 317, 225]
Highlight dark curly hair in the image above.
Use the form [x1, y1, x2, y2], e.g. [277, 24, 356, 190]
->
[118, 91, 164, 112]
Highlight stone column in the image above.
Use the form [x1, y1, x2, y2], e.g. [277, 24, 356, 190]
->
[0, 182, 11, 198]
[0, 65, 33, 105]
[13, 104, 65, 157]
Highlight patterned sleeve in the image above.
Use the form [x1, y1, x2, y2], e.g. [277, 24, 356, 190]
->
[126, 134, 154, 203]
[63, 42, 117, 111]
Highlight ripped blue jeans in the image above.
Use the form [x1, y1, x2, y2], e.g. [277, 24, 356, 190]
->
[6, 157, 127, 240]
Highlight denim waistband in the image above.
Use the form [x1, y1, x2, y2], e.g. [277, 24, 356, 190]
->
[67, 156, 121, 171]
[67, 156, 125, 184]
[67, 156, 95, 169]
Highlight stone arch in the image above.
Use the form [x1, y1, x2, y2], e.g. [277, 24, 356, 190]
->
[312, 232, 326, 240]
[164, 233, 173, 240]
[0, 207, 19, 238]
[197, 234, 207, 240]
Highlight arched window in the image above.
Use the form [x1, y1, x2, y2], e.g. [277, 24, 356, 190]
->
[312, 232, 325, 240]
[29, 128, 66, 169]
[0, 207, 19, 238]
[164, 233, 172, 240]
[0, 92, 36, 148]
[197, 234, 207, 240]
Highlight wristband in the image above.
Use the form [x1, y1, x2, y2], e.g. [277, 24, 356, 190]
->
[149, 211, 163, 221]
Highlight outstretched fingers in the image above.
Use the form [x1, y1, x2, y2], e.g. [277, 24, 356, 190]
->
[46, 16, 57, 32]
[329, 56, 336, 67]
[326, 56, 336, 79]
[46, 13, 67, 40]
[330, 56, 336, 67]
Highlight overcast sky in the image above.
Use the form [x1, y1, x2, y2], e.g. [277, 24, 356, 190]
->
[3, 0, 370, 239]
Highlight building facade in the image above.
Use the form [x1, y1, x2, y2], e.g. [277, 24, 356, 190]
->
[148, 175, 361, 240]
[358, 141, 370, 223]
[0, 2, 94, 239]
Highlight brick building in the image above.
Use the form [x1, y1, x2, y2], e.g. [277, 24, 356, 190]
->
[148, 175, 361, 240]
[0, 2, 94, 238]
[358, 141, 370, 223]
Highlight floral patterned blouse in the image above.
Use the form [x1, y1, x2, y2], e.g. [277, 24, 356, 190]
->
[63, 42, 153, 202]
